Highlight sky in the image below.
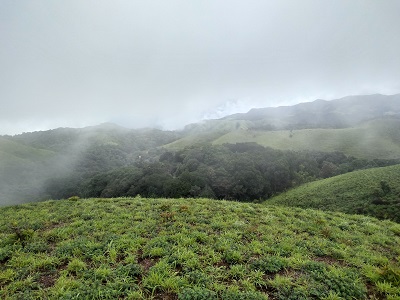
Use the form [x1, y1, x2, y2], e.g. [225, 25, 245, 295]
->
[1, 0, 400, 135]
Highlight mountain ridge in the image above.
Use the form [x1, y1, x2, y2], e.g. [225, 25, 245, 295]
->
[224, 93, 400, 120]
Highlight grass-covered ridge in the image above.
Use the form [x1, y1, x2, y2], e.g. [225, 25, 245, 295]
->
[1, 197, 400, 299]
[268, 164, 400, 222]
[213, 118, 400, 159]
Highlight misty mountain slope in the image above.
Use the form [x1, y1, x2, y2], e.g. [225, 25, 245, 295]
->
[267, 164, 400, 222]
[0, 136, 55, 161]
[212, 118, 400, 159]
[224, 93, 400, 129]
[164, 119, 253, 150]
[166, 94, 400, 154]
[0, 125, 182, 205]
[0, 137, 59, 206]
[10, 123, 181, 154]
[1, 197, 400, 299]
[2, 94, 400, 206]
[163, 129, 229, 150]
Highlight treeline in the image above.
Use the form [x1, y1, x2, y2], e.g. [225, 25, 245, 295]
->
[44, 143, 399, 202]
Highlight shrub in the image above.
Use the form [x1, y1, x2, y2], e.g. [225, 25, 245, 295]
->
[223, 250, 243, 264]
[178, 287, 217, 300]
[220, 290, 268, 300]
[9, 222, 34, 247]
[309, 267, 367, 299]
[185, 270, 211, 287]
[251, 257, 287, 273]
[67, 258, 87, 275]
[115, 263, 143, 278]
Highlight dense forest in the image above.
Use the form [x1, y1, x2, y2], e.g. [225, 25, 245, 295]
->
[44, 143, 399, 201]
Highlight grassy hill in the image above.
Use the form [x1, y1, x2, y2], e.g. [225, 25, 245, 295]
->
[0, 137, 58, 206]
[0, 137, 55, 163]
[267, 164, 400, 222]
[213, 118, 400, 159]
[1, 197, 400, 299]
[0, 125, 182, 206]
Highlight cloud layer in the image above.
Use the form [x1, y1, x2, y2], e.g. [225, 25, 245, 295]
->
[1, 0, 400, 134]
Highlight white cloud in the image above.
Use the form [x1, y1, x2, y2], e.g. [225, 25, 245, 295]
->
[1, 0, 400, 134]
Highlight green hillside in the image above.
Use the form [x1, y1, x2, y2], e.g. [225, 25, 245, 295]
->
[0, 138, 58, 206]
[268, 164, 400, 222]
[1, 197, 400, 299]
[0, 137, 55, 163]
[0, 125, 182, 206]
[165, 119, 253, 150]
[213, 118, 400, 159]
[164, 129, 228, 150]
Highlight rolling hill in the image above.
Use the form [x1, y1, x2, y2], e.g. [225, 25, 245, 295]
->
[1, 197, 400, 299]
[0, 125, 181, 205]
[2, 93, 400, 206]
[267, 164, 400, 222]
[2, 94, 400, 299]
[166, 94, 400, 159]
[212, 118, 400, 159]
[0, 137, 58, 206]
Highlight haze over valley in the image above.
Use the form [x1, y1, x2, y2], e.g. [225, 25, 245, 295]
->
[1, 93, 400, 208]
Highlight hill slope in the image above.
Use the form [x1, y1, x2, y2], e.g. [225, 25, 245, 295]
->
[0, 137, 58, 206]
[0, 125, 181, 205]
[2, 94, 400, 206]
[267, 164, 400, 222]
[1, 197, 400, 299]
[166, 94, 400, 158]
[212, 118, 400, 159]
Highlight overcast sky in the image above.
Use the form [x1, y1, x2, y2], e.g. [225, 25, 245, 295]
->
[1, 0, 400, 134]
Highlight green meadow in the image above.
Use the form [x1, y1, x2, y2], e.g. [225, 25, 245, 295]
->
[213, 119, 400, 159]
[1, 197, 400, 299]
[267, 164, 400, 222]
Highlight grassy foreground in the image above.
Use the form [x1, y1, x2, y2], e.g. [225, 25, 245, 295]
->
[1, 197, 400, 299]
[268, 164, 400, 222]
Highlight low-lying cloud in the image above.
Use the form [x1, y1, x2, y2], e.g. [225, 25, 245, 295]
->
[1, 0, 400, 135]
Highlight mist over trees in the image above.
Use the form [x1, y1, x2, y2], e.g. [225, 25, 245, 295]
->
[1, 94, 400, 206]
[43, 142, 398, 202]
[0, 124, 181, 205]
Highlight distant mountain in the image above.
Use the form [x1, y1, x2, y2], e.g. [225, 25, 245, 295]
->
[165, 94, 400, 158]
[222, 93, 400, 129]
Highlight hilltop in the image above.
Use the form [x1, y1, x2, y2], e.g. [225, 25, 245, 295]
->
[1, 197, 400, 299]
[267, 164, 400, 222]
